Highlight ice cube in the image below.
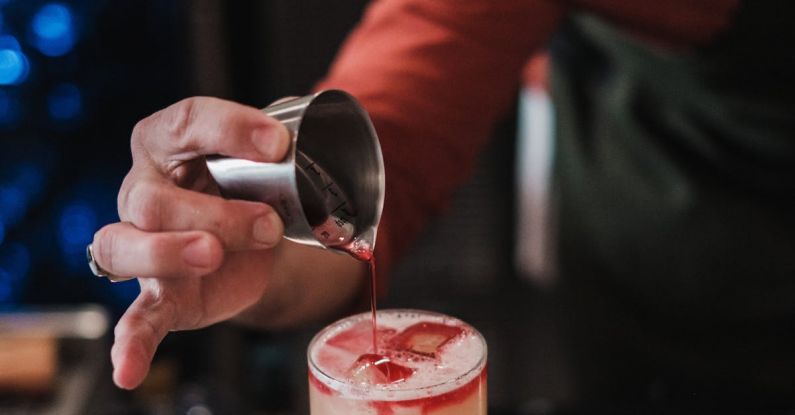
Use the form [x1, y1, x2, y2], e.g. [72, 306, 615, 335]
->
[327, 321, 372, 353]
[390, 322, 465, 357]
[326, 321, 396, 354]
[349, 353, 414, 384]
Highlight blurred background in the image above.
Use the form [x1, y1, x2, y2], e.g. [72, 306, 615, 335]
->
[0, 1, 557, 414]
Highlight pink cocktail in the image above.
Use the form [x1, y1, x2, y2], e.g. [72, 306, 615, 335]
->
[307, 309, 487, 415]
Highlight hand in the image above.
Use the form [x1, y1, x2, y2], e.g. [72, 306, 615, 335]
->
[91, 97, 291, 389]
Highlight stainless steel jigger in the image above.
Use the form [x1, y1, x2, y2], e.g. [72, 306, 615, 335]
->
[206, 90, 385, 256]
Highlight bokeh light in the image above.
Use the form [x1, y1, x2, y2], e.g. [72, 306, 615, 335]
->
[31, 3, 76, 57]
[0, 184, 27, 226]
[48, 82, 81, 120]
[58, 201, 97, 257]
[0, 35, 29, 85]
[0, 164, 45, 227]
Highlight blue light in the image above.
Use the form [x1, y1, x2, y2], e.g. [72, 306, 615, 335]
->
[48, 83, 81, 120]
[59, 201, 98, 272]
[0, 221, 4, 245]
[0, 35, 28, 85]
[0, 185, 27, 226]
[58, 201, 96, 254]
[31, 3, 75, 57]
[33, 4, 70, 39]
[0, 35, 18, 50]
[0, 165, 45, 227]
[0, 47, 29, 85]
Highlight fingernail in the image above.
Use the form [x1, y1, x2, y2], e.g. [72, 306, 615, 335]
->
[251, 124, 289, 161]
[182, 237, 214, 268]
[253, 212, 283, 247]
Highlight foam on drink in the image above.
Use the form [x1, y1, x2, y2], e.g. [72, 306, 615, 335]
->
[308, 309, 487, 414]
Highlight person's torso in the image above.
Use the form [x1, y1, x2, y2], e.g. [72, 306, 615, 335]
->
[549, 0, 795, 325]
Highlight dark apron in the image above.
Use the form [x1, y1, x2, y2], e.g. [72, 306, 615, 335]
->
[549, 0, 795, 405]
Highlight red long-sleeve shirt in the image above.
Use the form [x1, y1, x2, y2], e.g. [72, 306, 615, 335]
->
[316, 0, 740, 295]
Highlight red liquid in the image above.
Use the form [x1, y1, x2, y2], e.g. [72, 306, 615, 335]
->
[368, 257, 377, 353]
[312, 241, 487, 414]
[307, 310, 488, 415]
[339, 240, 378, 354]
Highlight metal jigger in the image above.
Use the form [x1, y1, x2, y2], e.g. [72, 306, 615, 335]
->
[206, 90, 385, 256]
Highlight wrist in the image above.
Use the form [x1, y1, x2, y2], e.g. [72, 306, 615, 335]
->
[233, 241, 367, 329]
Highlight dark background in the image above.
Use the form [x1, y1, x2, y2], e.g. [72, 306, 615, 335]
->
[1, 1, 543, 414]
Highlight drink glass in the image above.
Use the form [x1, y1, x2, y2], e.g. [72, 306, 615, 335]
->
[307, 309, 487, 415]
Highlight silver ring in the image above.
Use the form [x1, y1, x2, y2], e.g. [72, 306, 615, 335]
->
[86, 244, 134, 283]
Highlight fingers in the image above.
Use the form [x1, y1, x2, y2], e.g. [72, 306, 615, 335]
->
[111, 291, 175, 389]
[92, 222, 223, 279]
[132, 97, 291, 167]
[119, 178, 284, 250]
[120, 97, 289, 251]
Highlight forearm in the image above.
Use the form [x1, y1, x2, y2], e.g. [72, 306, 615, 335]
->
[233, 240, 368, 329]
[316, 0, 564, 276]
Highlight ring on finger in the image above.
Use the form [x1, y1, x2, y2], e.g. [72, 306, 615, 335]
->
[86, 244, 135, 283]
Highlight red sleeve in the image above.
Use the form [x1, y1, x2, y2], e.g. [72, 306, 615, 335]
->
[316, 0, 564, 295]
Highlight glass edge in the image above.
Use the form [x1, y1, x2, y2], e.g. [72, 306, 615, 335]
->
[306, 308, 488, 395]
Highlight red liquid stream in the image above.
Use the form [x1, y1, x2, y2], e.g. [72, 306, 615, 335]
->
[368, 257, 377, 353]
[340, 241, 378, 353]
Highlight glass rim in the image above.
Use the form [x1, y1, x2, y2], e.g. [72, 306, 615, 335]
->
[307, 308, 487, 399]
